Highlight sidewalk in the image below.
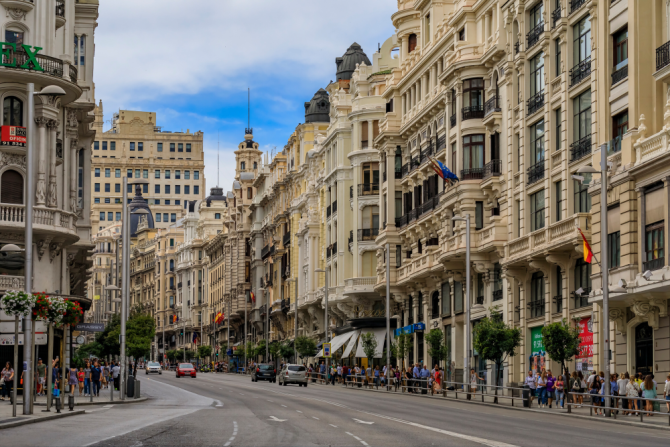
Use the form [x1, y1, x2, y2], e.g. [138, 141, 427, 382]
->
[0, 400, 85, 430]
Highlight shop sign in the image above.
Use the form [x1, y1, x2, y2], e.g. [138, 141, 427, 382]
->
[576, 317, 594, 372]
[413, 322, 426, 332]
[1, 125, 26, 147]
[0, 43, 44, 71]
[528, 326, 546, 375]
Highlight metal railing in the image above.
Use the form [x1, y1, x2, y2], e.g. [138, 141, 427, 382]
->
[462, 105, 485, 121]
[402, 163, 409, 178]
[526, 22, 544, 49]
[349, 185, 353, 199]
[552, 7, 561, 28]
[396, 215, 407, 228]
[612, 64, 628, 84]
[483, 160, 502, 179]
[56, 0, 65, 18]
[528, 300, 545, 318]
[358, 228, 379, 241]
[422, 196, 438, 214]
[408, 208, 418, 223]
[527, 159, 545, 185]
[573, 287, 591, 309]
[358, 183, 380, 196]
[570, 57, 591, 86]
[604, 136, 622, 156]
[332, 200, 337, 214]
[657, 41, 670, 71]
[569, 0, 587, 14]
[395, 167, 402, 179]
[484, 95, 500, 116]
[326, 205, 331, 218]
[514, 41, 520, 54]
[492, 289, 503, 301]
[409, 156, 419, 173]
[461, 168, 484, 181]
[437, 135, 446, 153]
[643, 257, 664, 272]
[450, 114, 456, 127]
[348, 230, 353, 246]
[475, 296, 484, 305]
[1, 47, 65, 79]
[570, 134, 592, 162]
[69, 64, 78, 83]
[527, 90, 545, 115]
[283, 232, 291, 247]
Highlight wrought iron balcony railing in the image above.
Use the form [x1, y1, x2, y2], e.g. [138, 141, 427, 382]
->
[527, 90, 545, 116]
[437, 135, 446, 153]
[358, 228, 379, 241]
[282, 232, 291, 247]
[569, 0, 587, 14]
[570, 134, 592, 162]
[450, 114, 456, 127]
[570, 57, 591, 86]
[358, 183, 380, 196]
[484, 95, 500, 116]
[326, 205, 331, 218]
[483, 159, 502, 179]
[527, 159, 545, 185]
[461, 105, 485, 121]
[460, 168, 484, 181]
[573, 287, 591, 309]
[528, 300, 545, 318]
[611, 64, 628, 85]
[526, 22, 544, 50]
[643, 257, 664, 272]
[552, 7, 561, 28]
[395, 167, 402, 179]
[657, 41, 670, 71]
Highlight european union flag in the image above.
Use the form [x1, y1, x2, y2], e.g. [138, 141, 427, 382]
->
[429, 156, 460, 186]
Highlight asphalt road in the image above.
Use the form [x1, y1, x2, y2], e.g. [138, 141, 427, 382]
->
[2, 371, 669, 446]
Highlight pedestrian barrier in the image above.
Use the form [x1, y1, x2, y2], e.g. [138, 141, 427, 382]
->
[568, 392, 670, 425]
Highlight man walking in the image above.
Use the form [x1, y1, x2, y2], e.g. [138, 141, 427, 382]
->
[421, 365, 431, 394]
[112, 362, 120, 391]
[36, 358, 46, 396]
[91, 361, 102, 397]
[319, 361, 326, 383]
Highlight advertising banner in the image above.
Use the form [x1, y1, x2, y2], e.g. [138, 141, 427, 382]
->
[528, 326, 546, 375]
[0, 125, 26, 147]
[0, 333, 47, 345]
[575, 317, 594, 372]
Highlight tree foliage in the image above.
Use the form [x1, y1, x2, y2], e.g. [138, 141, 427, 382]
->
[541, 319, 581, 376]
[425, 328, 449, 368]
[198, 345, 212, 359]
[245, 341, 256, 359]
[166, 350, 180, 363]
[392, 333, 412, 370]
[254, 339, 267, 358]
[360, 332, 378, 371]
[295, 336, 317, 359]
[278, 342, 294, 361]
[125, 314, 156, 359]
[472, 310, 522, 389]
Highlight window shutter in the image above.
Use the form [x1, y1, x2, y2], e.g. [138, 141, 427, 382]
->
[1, 170, 23, 204]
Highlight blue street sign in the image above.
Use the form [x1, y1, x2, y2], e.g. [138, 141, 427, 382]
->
[323, 343, 331, 358]
[413, 322, 426, 332]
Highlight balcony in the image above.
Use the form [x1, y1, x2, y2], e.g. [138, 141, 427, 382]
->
[569, 0, 586, 14]
[350, 185, 353, 199]
[527, 90, 545, 116]
[570, 135, 591, 162]
[449, 114, 456, 128]
[551, 7, 561, 28]
[420, 145, 433, 165]
[570, 57, 591, 87]
[261, 245, 270, 259]
[326, 205, 331, 218]
[484, 96, 500, 117]
[421, 196, 438, 214]
[344, 277, 377, 296]
[409, 156, 419, 173]
[401, 163, 409, 178]
[348, 230, 353, 246]
[408, 208, 418, 223]
[526, 22, 544, 50]
[514, 41, 520, 54]
[492, 289, 503, 301]
[330, 242, 337, 259]
[358, 228, 379, 241]
[657, 41, 670, 72]
[475, 296, 484, 305]
[358, 183, 379, 196]
[643, 257, 664, 272]
[396, 215, 407, 229]
[528, 300, 545, 318]
[437, 135, 446, 153]
[554, 295, 563, 313]
[527, 159, 545, 185]
[0, 275, 24, 290]
[612, 64, 628, 85]
[483, 160, 502, 179]
[461, 105, 484, 121]
[394, 167, 402, 179]
[332, 200, 337, 214]
[326, 246, 332, 259]
[282, 232, 291, 247]
[460, 167, 484, 181]
[603, 136, 621, 156]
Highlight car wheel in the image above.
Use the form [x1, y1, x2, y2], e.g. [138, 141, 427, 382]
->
[304, 382, 307, 387]
[159, 372, 162, 375]
[283, 380, 287, 386]
[146, 372, 148, 375]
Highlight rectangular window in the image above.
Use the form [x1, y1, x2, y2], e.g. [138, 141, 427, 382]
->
[462, 134, 485, 171]
[138, 142, 144, 152]
[175, 200, 180, 205]
[165, 170, 171, 179]
[171, 213, 176, 222]
[396, 245, 402, 268]
[155, 184, 160, 194]
[530, 272, 545, 317]
[175, 185, 181, 194]
[130, 142, 135, 151]
[111, 141, 116, 150]
[155, 170, 160, 179]
[102, 141, 108, 151]
[573, 89, 592, 142]
[127, 184, 132, 193]
[530, 120, 545, 164]
[165, 185, 171, 194]
[170, 143, 175, 152]
[99, 212, 105, 221]
[107, 212, 113, 221]
[184, 170, 190, 180]
[530, 190, 545, 231]
[104, 198, 110, 204]
[194, 171, 199, 180]
[157, 143, 163, 152]
[115, 169, 120, 178]
[573, 178, 591, 213]
[104, 183, 110, 193]
[194, 185, 199, 195]
[165, 200, 170, 205]
[127, 169, 132, 178]
[516, 134, 521, 171]
[178, 143, 183, 152]
[143, 169, 148, 179]
[555, 181, 563, 222]
[94, 141, 99, 150]
[185, 185, 190, 194]
[530, 52, 545, 97]
[574, 16, 592, 65]
[517, 200, 522, 237]
[156, 213, 162, 222]
[613, 111, 628, 139]
[95, 168, 100, 177]
[475, 201, 484, 230]
[555, 38, 561, 77]
[115, 183, 120, 193]
[94, 183, 100, 192]
[613, 27, 628, 71]
[176, 170, 181, 179]
[453, 281, 463, 314]
[94, 198, 100, 204]
[163, 213, 168, 222]
[116, 212, 121, 221]
[135, 169, 140, 179]
[105, 168, 110, 177]
[441, 282, 451, 316]
[186, 143, 191, 152]
[555, 108, 561, 151]
[608, 231, 620, 269]
[154, 199, 160, 205]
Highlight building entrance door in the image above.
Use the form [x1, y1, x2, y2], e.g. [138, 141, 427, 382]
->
[635, 322, 653, 376]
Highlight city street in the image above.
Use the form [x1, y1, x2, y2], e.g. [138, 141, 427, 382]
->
[1, 372, 668, 447]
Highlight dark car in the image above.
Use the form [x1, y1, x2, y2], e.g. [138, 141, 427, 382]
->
[252, 364, 276, 383]
[176, 363, 196, 378]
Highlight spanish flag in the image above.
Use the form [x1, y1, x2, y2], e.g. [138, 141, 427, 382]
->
[577, 228, 593, 264]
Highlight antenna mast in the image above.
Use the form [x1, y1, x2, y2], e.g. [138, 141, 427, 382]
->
[217, 132, 220, 187]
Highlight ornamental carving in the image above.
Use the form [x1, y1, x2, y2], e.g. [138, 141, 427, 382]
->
[67, 109, 79, 130]
[5, 8, 27, 21]
[0, 152, 26, 170]
[36, 237, 51, 261]
[49, 241, 62, 263]
[609, 308, 626, 335]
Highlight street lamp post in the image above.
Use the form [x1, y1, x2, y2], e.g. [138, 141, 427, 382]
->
[119, 177, 130, 401]
[315, 269, 328, 381]
[452, 214, 471, 396]
[286, 277, 297, 363]
[385, 244, 391, 390]
[258, 288, 267, 362]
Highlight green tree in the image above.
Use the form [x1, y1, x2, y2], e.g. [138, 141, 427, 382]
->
[245, 341, 256, 360]
[255, 339, 267, 360]
[392, 333, 412, 372]
[166, 349, 179, 363]
[295, 336, 317, 360]
[269, 342, 280, 367]
[425, 329, 447, 368]
[278, 342, 294, 362]
[360, 332, 378, 381]
[541, 319, 581, 383]
[472, 310, 522, 402]
[125, 313, 156, 359]
[95, 313, 121, 358]
[73, 341, 103, 367]
[198, 345, 212, 360]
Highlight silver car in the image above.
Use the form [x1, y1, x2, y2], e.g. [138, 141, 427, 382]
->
[145, 361, 162, 375]
[278, 364, 307, 387]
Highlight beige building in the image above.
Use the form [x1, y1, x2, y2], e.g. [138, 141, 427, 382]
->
[90, 104, 206, 232]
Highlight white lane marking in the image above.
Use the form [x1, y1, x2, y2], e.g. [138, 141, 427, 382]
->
[313, 416, 319, 420]
[214, 399, 223, 407]
[268, 416, 287, 422]
[330, 424, 338, 428]
[267, 399, 273, 402]
[346, 432, 369, 447]
[353, 418, 374, 424]
[296, 410, 303, 413]
[281, 404, 287, 407]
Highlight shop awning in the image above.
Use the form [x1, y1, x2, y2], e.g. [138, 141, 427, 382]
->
[355, 327, 387, 358]
[342, 330, 360, 358]
[315, 331, 357, 358]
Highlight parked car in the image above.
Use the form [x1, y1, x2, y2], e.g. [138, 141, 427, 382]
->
[176, 363, 197, 378]
[252, 364, 276, 383]
[145, 361, 162, 375]
[278, 364, 307, 387]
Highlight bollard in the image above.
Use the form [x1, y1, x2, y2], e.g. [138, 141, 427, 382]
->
[54, 396, 61, 413]
[68, 394, 75, 411]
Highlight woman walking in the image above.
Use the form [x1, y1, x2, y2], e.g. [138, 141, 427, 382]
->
[537, 371, 548, 408]
[625, 374, 639, 415]
[546, 370, 556, 408]
[470, 369, 484, 396]
[1, 362, 13, 401]
[68, 364, 78, 395]
[590, 375, 602, 415]
[641, 374, 657, 416]
[555, 374, 565, 408]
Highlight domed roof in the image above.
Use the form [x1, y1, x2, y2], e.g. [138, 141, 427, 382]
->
[336, 43, 371, 81]
[128, 183, 154, 237]
[205, 187, 227, 207]
[304, 89, 330, 123]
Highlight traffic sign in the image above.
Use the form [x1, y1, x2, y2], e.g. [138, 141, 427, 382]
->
[323, 342, 331, 358]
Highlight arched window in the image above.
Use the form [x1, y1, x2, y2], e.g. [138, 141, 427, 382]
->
[431, 291, 440, 319]
[240, 161, 246, 171]
[1, 169, 23, 204]
[408, 34, 417, 53]
[3, 96, 23, 126]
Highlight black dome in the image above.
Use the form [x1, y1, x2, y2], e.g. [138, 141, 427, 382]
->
[206, 187, 227, 207]
[129, 183, 154, 237]
[336, 43, 371, 81]
[304, 89, 330, 123]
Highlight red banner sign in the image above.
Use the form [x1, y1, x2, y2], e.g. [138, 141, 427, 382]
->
[576, 317, 594, 372]
[1, 126, 26, 147]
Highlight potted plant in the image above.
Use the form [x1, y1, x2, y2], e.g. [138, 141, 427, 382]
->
[0, 290, 36, 317]
[32, 292, 50, 321]
[44, 296, 67, 326]
[61, 300, 83, 326]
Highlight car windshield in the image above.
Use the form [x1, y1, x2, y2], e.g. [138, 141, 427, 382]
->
[180, 364, 194, 369]
[288, 366, 306, 372]
[148, 362, 160, 367]
[259, 365, 273, 371]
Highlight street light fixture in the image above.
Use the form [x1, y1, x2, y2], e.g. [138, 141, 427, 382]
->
[314, 268, 328, 377]
[452, 214, 471, 394]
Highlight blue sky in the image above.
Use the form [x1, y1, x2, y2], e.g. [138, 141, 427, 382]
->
[95, 0, 397, 192]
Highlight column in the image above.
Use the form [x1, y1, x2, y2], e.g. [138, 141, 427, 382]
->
[47, 120, 58, 207]
[69, 139, 78, 213]
[35, 117, 49, 205]
[367, 120, 374, 149]
[387, 149, 396, 228]
[402, 94, 406, 118]
[485, 13, 491, 45]
[409, 86, 414, 110]
[297, 237, 304, 300]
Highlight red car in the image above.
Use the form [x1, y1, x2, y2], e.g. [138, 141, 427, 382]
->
[176, 363, 197, 378]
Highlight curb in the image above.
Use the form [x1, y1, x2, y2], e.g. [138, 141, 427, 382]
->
[18, 396, 149, 407]
[329, 383, 670, 432]
[0, 409, 86, 430]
